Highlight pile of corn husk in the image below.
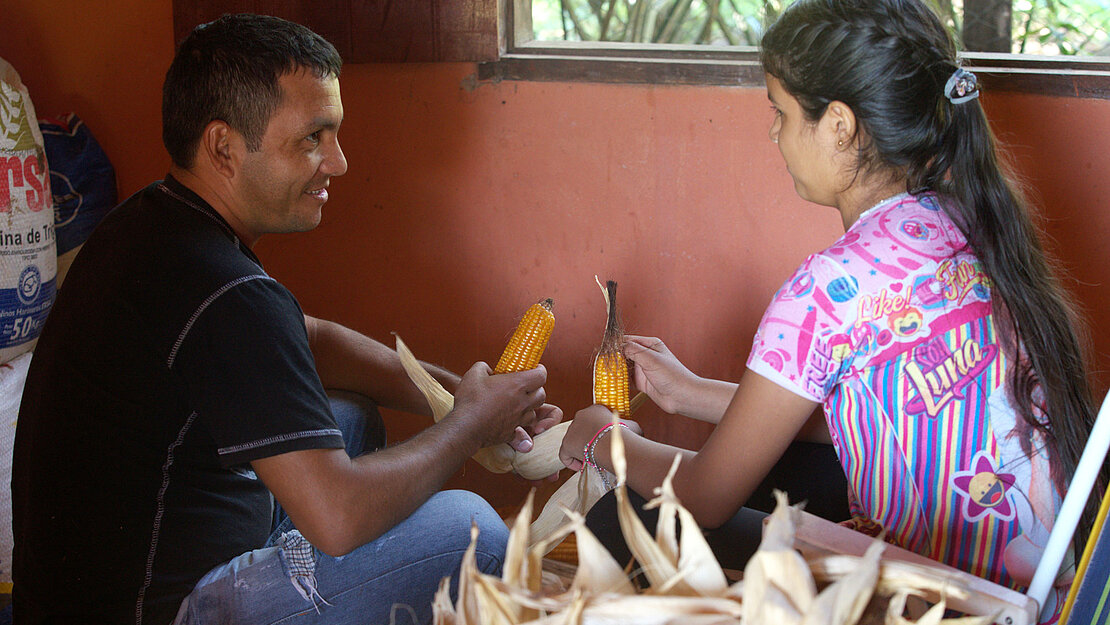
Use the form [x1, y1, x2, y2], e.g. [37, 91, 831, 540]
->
[432, 423, 997, 625]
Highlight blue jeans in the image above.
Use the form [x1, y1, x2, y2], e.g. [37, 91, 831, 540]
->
[173, 392, 509, 625]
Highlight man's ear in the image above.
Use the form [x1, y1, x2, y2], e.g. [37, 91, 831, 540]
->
[823, 100, 857, 150]
[199, 120, 238, 179]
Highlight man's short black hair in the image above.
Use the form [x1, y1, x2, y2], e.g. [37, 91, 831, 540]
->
[162, 14, 343, 168]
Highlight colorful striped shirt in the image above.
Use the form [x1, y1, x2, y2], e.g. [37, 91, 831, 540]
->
[747, 193, 1067, 613]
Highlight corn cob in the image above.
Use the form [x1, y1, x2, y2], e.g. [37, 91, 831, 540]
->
[395, 332, 567, 480]
[494, 298, 555, 374]
[593, 278, 630, 416]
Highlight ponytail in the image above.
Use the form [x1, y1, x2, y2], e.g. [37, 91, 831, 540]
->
[934, 98, 1101, 543]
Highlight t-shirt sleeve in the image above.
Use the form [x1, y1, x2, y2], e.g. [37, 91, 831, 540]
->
[171, 276, 344, 466]
[746, 253, 860, 402]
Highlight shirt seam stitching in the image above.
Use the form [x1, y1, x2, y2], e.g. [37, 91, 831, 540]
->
[166, 275, 274, 369]
[217, 429, 344, 457]
[135, 410, 199, 625]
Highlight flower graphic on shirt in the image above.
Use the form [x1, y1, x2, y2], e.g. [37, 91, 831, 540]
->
[951, 452, 1016, 523]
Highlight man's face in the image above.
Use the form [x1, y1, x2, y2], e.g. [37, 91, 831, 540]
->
[234, 69, 347, 244]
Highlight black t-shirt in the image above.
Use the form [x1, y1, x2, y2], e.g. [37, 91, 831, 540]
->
[11, 176, 345, 624]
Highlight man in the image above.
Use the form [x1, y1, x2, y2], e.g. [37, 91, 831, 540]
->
[12, 14, 559, 624]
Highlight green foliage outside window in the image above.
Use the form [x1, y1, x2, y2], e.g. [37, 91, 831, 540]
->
[532, 0, 1110, 55]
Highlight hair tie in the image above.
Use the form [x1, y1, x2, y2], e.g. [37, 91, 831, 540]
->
[944, 67, 980, 104]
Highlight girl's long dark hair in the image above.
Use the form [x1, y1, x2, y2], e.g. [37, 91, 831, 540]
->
[761, 0, 1103, 561]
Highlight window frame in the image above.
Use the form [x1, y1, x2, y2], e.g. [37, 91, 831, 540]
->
[481, 0, 1110, 99]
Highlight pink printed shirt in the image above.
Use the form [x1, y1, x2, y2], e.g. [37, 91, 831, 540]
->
[747, 193, 1065, 611]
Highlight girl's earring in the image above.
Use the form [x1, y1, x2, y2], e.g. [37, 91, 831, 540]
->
[837, 139, 844, 147]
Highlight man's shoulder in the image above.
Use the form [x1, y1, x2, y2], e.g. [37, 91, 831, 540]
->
[84, 180, 267, 289]
[46, 179, 291, 362]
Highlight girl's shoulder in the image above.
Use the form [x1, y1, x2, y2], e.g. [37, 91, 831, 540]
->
[833, 192, 970, 265]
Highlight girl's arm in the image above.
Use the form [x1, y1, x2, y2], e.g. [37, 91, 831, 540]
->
[561, 369, 819, 528]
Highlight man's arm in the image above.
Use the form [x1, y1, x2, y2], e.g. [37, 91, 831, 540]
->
[304, 314, 459, 416]
[252, 361, 547, 556]
[304, 314, 564, 455]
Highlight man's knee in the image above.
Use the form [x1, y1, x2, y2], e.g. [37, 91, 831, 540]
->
[425, 490, 509, 574]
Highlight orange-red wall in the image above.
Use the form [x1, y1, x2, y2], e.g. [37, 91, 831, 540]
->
[4, 0, 1109, 509]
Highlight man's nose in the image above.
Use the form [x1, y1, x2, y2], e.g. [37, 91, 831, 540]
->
[325, 140, 348, 177]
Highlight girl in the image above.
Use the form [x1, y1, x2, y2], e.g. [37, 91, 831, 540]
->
[560, 0, 1101, 619]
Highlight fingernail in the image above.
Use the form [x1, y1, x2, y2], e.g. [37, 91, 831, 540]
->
[518, 439, 533, 452]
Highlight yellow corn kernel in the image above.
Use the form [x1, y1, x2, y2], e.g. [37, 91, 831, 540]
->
[594, 351, 630, 416]
[494, 298, 555, 374]
[593, 277, 630, 416]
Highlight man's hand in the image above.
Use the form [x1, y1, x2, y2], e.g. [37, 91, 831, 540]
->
[449, 362, 547, 450]
[508, 402, 565, 484]
[506, 402, 564, 452]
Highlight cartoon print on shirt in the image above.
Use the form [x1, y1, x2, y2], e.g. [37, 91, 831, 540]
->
[748, 194, 1062, 592]
[937, 258, 991, 305]
[850, 321, 880, 356]
[889, 306, 924, 337]
[783, 270, 815, 300]
[827, 228, 914, 280]
[874, 196, 957, 268]
[900, 218, 931, 241]
[904, 334, 998, 418]
[912, 274, 949, 310]
[827, 275, 859, 303]
[758, 347, 792, 372]
[807, 331, 856, 397]
[951, 451, 1017, 523]
[856, 287, 913, 328]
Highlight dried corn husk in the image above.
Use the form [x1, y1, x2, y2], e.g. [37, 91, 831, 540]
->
[529, 462, 613, 551]
[560, 508, 636, 596]
[742, 490, 817, 624]
[643, 453, 729, 597]
[433, 576, 457, 625]
[433, 421, 1014, 625]
[809, 555, 973, 603]
[512, 421, 571, 480]
[609, 420, 682, 592]
[801, 539, 882, 625]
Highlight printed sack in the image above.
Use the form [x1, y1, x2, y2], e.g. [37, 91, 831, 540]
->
[0, 58, 56, 364]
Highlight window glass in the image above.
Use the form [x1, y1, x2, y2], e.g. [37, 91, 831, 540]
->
[531, 0, 1110, 56]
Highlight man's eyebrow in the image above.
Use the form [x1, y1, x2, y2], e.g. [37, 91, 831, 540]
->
[302, 117, 341, 133]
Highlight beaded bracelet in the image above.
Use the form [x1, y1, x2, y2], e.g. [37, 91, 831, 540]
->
[582, 422, 630, 490]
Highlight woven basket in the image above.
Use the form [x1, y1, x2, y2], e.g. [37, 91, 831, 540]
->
[545, 533, 578, 565]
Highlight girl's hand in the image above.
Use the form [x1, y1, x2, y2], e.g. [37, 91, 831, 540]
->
[558, 404, 642, 472]
[623, 335, 700, 415]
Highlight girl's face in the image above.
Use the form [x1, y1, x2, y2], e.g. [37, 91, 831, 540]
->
[766, 75, 844, 208]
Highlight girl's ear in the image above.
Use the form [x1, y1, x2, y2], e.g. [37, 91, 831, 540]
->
[822, 100, 858, 150]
